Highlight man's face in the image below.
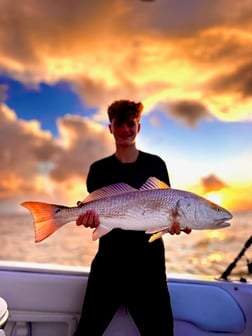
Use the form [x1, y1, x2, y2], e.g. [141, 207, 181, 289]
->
[109, 118, 140, 147]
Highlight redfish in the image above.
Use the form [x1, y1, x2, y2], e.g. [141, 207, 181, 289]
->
[21, 177, 232, 243]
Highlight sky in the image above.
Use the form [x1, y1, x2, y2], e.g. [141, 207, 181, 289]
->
[0, 0, 252, 214]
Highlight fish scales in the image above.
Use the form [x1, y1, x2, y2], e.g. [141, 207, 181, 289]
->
[21, 177, 233, 243]
[80, 189, 172, 229]
[57, 190, 171, 230]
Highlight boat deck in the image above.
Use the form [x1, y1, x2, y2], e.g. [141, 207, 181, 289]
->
[0, 261, 252, 336]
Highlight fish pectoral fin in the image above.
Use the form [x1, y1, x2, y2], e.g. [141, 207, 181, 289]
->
[92, 225, 112, 241]
[148, 229, 171, 243]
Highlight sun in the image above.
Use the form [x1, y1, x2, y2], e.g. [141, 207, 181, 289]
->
[204, 191, 223, 206]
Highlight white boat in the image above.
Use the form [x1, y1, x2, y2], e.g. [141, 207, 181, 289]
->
[0, 238, 251, 336]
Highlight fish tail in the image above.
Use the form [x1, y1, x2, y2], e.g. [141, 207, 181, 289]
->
[21, 201, 66, 243]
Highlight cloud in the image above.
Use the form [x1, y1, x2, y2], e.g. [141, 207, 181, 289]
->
[0, 104, 113, 203]
[0, 0, 252, 123]
[0, 104, 59, 199]
[162, 99, 212, 127]
[207, 61, 252, 99]
[50, 114, 113, 181]
[200, 174, 228, 193]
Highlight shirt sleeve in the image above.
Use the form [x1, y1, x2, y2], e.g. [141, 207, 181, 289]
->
[159, 159, 171, 187]
[86, 163, 100, 193]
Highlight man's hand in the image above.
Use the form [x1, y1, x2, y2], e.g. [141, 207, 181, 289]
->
[183, 227, 192, 235]
[76, 202, 100, 228]
[149, 223, 192, 242]
[169, 222, 192, 235]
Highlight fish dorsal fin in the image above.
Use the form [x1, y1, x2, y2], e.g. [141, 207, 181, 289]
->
[139, 177, 169, 191]
[82, 182, 137, 203]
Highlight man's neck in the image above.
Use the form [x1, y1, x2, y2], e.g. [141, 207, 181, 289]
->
[115, 146, 139, 163]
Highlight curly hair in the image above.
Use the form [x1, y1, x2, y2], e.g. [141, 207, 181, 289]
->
[107, 100, 143, 124]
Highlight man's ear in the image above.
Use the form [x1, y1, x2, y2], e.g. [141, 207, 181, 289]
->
[137, 123, 141, 133]
[108, 124, 112, 133]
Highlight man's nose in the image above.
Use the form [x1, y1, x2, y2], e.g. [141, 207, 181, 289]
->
[120, 123, 130, 132]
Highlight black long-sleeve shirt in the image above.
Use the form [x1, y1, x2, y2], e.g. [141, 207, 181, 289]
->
[86, 150, 170, 266]
[75, 150, 174, 336]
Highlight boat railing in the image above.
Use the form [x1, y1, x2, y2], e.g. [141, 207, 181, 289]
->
[219, 235, 252, 281]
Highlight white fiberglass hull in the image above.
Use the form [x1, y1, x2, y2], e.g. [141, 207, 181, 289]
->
[0, 261, 251, 336]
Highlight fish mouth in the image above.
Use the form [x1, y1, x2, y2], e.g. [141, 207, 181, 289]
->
[215, 219, 231, 227]
[215, 212, 233, 227]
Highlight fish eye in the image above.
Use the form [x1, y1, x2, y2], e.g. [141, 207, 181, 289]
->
[206, 199, 220, 211]
[55, 208, 61, 214]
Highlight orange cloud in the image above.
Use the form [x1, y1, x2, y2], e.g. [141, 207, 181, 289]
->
[0, 104, 113, 206]
[0, 0, 252, 123]
[200, 174, 228, 193]
[0, 0, 252, 213]
[0, 104, 251, 212]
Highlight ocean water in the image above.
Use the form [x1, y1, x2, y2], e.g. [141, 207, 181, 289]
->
[0, 210, 251, 281]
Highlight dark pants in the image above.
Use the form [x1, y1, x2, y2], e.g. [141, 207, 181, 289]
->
[74, 233, 174, 336]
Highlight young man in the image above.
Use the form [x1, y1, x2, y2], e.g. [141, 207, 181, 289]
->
[74, 100, 191, 336]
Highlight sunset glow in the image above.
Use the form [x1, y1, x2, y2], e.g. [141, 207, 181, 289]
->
[204, 192, 223, 207]
[0, 0, 251, 213]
